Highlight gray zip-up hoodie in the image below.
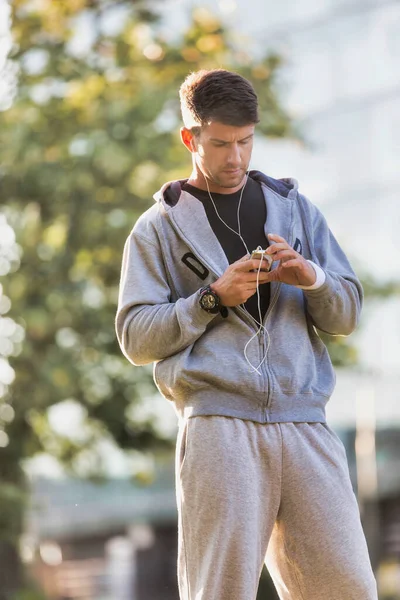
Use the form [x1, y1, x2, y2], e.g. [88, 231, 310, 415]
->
[115, 171, 363, 424]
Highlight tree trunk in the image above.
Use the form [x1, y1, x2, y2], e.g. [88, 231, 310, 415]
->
[0, 438, 27, 598]
[0, 540, 23, 599]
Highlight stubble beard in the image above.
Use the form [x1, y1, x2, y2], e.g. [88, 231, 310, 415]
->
[211, 168, 247, 190]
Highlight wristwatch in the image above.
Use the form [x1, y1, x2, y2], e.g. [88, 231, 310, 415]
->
[199, 285, 228, 317]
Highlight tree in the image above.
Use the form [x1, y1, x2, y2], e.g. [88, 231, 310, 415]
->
[0, 1, 298, 595]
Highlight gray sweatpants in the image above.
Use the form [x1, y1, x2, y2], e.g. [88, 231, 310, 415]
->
[175, 416, 378, 600]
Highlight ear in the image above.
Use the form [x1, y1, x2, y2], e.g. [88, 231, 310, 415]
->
[180, 127, 195, 153]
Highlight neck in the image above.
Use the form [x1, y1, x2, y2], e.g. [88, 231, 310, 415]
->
[187, 168, 248, 194]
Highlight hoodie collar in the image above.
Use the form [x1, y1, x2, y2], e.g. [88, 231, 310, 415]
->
[153, 170, 299, 208]
[153, 171, 299, 278]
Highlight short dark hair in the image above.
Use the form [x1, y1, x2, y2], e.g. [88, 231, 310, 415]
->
[179, 69, 259, 133]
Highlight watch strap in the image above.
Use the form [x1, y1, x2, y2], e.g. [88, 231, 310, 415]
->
[199, 285, 228, 318]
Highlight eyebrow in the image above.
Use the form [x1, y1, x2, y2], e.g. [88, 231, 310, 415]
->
[209, 134, 254, 143]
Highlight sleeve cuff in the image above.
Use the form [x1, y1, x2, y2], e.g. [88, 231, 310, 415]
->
[296, 260, 326, 290]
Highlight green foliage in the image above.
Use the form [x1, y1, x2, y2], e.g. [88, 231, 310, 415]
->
[0, 483, 27, 543]
[361, 273, 400, 299]
[319, 332, 358, 368]
[12, 587, 47, 600]
[0, 1, 296, 481]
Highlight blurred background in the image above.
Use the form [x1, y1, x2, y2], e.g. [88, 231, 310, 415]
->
[0, 0, 399, 598]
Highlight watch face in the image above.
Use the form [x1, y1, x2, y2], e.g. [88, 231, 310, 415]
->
[202, 293, 216, 309]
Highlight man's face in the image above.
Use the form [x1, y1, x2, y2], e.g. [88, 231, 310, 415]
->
[192, 121, 255, 190]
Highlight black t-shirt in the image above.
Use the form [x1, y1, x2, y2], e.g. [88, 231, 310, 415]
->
[183, 177, 270, 322]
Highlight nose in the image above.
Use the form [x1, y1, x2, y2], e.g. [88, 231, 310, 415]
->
[227, 143, 241, 165]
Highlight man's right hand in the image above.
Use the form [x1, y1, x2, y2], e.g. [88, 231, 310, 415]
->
[210, 254, 271, 307]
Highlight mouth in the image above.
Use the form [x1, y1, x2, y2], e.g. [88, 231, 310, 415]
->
[223, 168, 242, 175]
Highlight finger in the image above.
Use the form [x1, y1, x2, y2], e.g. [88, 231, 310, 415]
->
[266, 242, 290, 255]
[243, 282, 270, 298]
[272, 249, 298, 262]
[243, 273, 272, 283]
[245, 270, 274, 282]
[237, 253, 251, 262]
[268, 233, 288, 244]
[237, 258, 271, 271]
[281, 258, 303, 268]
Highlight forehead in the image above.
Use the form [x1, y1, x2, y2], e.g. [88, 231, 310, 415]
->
[200, 121, 255, 142]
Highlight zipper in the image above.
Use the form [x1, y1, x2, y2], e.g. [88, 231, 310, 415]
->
[262, 204, 297, 414]
[261, 281, 281, 413]
[235, 304, 264, 332]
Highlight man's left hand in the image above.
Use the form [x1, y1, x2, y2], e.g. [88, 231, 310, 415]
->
[261, 233, 316, 287]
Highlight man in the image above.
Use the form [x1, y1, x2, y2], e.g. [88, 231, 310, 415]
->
[116, 69, 378, 600]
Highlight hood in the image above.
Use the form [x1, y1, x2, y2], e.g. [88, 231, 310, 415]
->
[153, 170, 299, 208]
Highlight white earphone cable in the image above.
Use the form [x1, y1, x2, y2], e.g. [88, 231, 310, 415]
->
[203, 172, 270, 375]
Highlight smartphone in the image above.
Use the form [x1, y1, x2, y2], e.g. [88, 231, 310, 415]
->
[250, 248, 273, 272]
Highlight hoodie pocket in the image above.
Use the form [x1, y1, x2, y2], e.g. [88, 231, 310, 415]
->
[154, 320, 265, 401]
[269, 291, 335, 396]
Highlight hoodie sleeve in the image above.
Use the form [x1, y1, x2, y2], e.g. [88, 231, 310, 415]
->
[115, 230, 218, 366]
[301, 199, 363, 336]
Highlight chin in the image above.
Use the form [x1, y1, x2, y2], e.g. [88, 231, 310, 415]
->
[219, 173, 245, 188]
